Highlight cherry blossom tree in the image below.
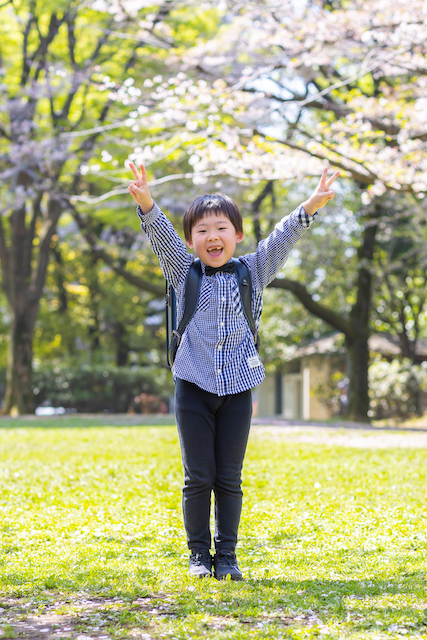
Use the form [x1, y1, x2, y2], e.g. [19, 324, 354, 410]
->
[3, 0, 427, 421]
[156, 0, 427, 421]
[0, 0, 208, 414]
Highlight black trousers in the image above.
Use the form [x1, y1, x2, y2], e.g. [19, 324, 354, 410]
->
[174, 378, 252, 552]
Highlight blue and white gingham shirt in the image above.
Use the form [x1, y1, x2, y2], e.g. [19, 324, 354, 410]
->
[137, 202, 317, 396]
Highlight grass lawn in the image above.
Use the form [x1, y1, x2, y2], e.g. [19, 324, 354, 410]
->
[0, 416, 426, 639]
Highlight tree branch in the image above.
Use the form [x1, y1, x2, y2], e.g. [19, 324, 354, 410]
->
[254, 127, 377, 185]
[32, 13, 61, 84]
[70, 204, 164, 297]
[66, 10, 77, 68]
[268, 276, 353, 337]
[264, 41, 419, 118]
[83, 23, 114, 72]
[20, 0, 37, 86]
[0, 214, 10, 299]
[23, 193, 42, 282]
[30, 196, 63, 301]
[251, 181, 273, 244]
[0, 123, 11, 140]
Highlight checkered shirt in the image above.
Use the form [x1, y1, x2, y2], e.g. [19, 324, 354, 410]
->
[137, 202, 317, 396]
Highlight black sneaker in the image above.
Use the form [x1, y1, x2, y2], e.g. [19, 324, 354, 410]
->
[188, 550, 213, 578]
[213, 550, 243, 581]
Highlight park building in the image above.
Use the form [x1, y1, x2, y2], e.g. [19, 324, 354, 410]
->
[254, 332, 427, 421]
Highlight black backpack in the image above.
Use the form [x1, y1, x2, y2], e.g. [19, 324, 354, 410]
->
[165, 258, 260, 368]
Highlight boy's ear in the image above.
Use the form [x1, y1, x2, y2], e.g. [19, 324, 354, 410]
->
[186, 239, 194, 249]
[236, 231, 244, 244]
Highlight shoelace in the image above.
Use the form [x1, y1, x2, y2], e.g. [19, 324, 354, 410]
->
[215, 553, 236, 566]
[192, 552, 211, 566]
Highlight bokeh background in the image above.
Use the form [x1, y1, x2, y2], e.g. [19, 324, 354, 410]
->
[1, 0, 427, 422]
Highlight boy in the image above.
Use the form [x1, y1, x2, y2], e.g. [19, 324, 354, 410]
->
[128, 162, 339, 579]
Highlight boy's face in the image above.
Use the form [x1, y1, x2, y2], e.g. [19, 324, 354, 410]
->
[186, 212, 244, 267]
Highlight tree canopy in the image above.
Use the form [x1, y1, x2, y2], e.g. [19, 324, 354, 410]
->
[1, 0, 427, 419]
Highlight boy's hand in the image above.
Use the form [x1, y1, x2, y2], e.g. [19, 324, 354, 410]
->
[128, 162, 154, 214]
[302, 168, 340, 216]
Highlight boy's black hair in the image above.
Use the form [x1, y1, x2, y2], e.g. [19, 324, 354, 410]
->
[183, 193, 243, 242]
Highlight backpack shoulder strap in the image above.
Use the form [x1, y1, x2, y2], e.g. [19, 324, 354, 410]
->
[177, 259, 203, 335]
[233, 258, 260, 350]
[167, 259, 202, 366]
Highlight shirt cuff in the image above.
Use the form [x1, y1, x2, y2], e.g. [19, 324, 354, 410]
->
[136, 202, 162, 227]
[297, 204, 318, 228]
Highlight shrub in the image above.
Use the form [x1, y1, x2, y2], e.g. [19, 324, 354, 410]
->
[368, 358, 427, 419]
[32, 364, 173, 413]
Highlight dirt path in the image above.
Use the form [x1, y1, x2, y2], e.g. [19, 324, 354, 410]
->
[252, 423, 427, 449]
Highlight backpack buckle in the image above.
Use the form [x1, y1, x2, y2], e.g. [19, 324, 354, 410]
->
[167, 330, 182, 367]
[171, 329, 181, 347]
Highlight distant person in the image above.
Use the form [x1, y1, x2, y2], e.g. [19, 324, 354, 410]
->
[128, 162, 339, 580]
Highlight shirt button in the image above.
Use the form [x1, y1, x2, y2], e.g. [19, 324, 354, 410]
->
[222, 297, 226, 301]
[220, 322, 224, 327]
[217, 369, 221, 374]
[218, 345, 222, 350]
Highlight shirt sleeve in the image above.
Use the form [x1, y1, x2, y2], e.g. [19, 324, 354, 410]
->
[243, 204, 318, 291]
[137, 202, 192, 289]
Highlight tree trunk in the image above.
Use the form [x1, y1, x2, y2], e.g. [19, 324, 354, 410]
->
[114, 321, 130, 366]
[2, 310, 37, 416]
[269, 203, 382, 422]
[345, 332, 370, 421]
[0, 195, 63, 415]
[344, 205, 380, 421]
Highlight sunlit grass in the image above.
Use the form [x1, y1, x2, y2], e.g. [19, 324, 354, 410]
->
[0, 418, 426, 639]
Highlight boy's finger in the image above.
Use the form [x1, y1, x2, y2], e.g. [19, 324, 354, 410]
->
[129, 184, 144, 195]
[139, 164, 147, 181]
[319, 167, 328, 188]
[129, 162, 140, 180]
[326, 171, 340, 188]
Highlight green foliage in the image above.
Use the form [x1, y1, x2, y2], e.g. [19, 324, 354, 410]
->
[369, 358, 427, 420]
[313, 367, 348, 417]
[0, 422, 426, 639]
[260, 288, 329, 369]
[32, 224, 167, 368]
[372, 195, 427, 346]
[32, 364, 173, 413]
[250, 184, 361, 368]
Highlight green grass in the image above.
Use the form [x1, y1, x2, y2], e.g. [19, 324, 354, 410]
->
[0, 418, 426, 639]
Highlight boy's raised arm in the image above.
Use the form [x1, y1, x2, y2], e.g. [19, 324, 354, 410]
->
[128, 162, 154, 213]
[128, 162, 192, 288]
[246, 168, 340, 291]
[302, 168, 340, 216]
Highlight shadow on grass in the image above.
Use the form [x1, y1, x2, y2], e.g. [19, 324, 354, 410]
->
[1, 572, 427, 638]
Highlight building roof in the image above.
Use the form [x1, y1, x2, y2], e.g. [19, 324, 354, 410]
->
[289, 332, 427, 360]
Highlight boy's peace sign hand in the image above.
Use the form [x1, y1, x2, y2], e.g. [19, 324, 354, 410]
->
[302, 167, 340, 216]
[128, 162, 154, 214]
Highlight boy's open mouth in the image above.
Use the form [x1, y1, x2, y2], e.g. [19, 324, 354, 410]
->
[207, 246, 223, 257]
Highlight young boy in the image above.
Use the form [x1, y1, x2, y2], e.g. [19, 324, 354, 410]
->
[128, 163, 339, 580]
